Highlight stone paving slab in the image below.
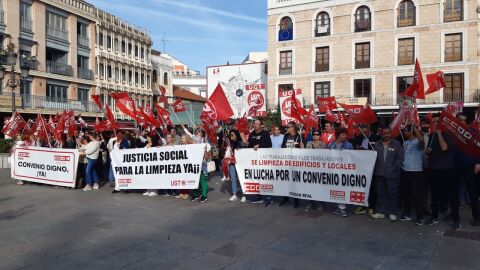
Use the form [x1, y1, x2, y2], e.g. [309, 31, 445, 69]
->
[1, 169, 480, 270]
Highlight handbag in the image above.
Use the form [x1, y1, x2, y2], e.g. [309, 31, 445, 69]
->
[207, 160, 216, 173]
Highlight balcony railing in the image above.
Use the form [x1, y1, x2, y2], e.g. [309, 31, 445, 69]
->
[373, 89, 480, 106]
[46, 26, 69, 41]
[444, 8, 463, 22]
[20, 16, 32, 31]
[46, 61, 73, 76]
[0, 92, 101, 113]
[315, 63, 329, 72]
[355, 60, 370, 69]
[78, 68, 94, 80]
[0, 10, 4, 24]
[20, 58, 37, 70]
[355, 19, 371, 32]
[78, 35, 89, 47]
[279, 67, 292, 75]
[445, 53, 462, 62]
[398, 16, 415, 27]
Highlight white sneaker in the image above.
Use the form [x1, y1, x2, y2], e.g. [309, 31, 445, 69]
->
[148, 192, 158, 197]
[83, 185, 92, 191]
[229, 195, 238, 202]
[389, 215, 398, 222]
[371, 213, 385, 219]
[240, 196, 247, 203]
[92, 183, 99, 190]
[17, 180, 24, 185]
[143, 191, 150, 196]
[221, 176, 227, 182]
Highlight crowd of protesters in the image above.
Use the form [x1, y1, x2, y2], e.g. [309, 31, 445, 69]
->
[11, 112, 480, 230]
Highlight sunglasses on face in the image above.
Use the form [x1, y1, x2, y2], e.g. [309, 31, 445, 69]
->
[313, 133, 320, 136]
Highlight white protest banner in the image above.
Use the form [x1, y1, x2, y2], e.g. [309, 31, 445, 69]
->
[235, 148, 377, 206]
[110, 144, 205, 189]
[279, 89, 303, 126]
[11, 146, 79, 188]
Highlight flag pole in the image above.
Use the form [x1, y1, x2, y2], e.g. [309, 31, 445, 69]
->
[353, 121, 374, 151]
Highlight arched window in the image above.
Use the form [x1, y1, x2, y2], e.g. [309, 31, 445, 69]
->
[398, 0, 415, 27]
[163, 72, 168, 85]
[278, 16, 293, 41]
[315, 12, 330, 37]
[444, 0, 463, 22]
[152, 70, 157, 83]
[354, 6, 371, 32]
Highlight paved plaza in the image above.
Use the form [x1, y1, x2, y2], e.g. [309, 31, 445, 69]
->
[1, 169, 480, 270]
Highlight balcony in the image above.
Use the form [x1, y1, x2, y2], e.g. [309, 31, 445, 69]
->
[315, 63, 329, 72]
[444, 9, 463, 22]
[0, 92, 101, 113]
[279, 67, 292, 75]
[355, 19, 371, 32]
[78, 35, 89, 47]
[0, 10, 5, 24]
[445, 52, 462, 62]
[373, 89, 480, 106]
[20, 16, 32, 31]
[78, 68, 94, 80]
[46, 26, 69, 41]
[355, 60, 370, 69]
[20, 58, 37, 70]
[46, 61, 73, 76]
[398, 16, 415, 27]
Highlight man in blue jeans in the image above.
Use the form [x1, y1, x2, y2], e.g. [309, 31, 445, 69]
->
[371, 127, 404, 222]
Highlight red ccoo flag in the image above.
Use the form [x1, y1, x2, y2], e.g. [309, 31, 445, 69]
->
[31, 114, 49, 141]
[400, 58, 425, 99]
[316, 96, 337, 113]
[91, 94, 102, 110]
[202, 83, 234, 121]
[1, 112, 27, 138]
[105, 105, 119, 130]
[438, 111, 480, 157]
[290, 90, 308, 124]
[172, 98, 186, 113]
[425, 71, 446, 95]
[111, 93, 137, 121]
[303, 105, 319, 139]
[158, 86, 168, 103]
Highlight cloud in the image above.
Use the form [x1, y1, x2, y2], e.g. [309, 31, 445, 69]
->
[93, 0, 265, 40]
[149, 0, 265, 24]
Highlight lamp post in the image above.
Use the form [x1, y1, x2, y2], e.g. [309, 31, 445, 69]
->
[0, 50, 31, 112]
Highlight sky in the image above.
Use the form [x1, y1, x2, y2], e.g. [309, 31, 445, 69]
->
[89, 0, 267, 75]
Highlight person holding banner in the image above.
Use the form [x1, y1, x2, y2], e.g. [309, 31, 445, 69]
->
[328, 127, 354, 217]
[279, 121, 305, 208]
[176, 135, 194, 200]
[143, 134, 161, 197]
[83, 133, 101, 191]
[190, 136, 210, 203]
[399, 124, 426, 225]
[110, 131, 130, 193]
[270, 126, 284, 149]
[247, 119, 272, 205]
[305, 129, 327, 212]
[425, 115, 456, 228]
[371, 127, 404, 222]
[14, 134, 35, 186]
[227, 130, 248, 203]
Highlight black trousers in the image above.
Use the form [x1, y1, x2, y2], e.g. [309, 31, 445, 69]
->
[401, 170, 426, 219]
[368, 176, 377, 209]
[456, 165, 480, 220]
[430, 168, 459, 221]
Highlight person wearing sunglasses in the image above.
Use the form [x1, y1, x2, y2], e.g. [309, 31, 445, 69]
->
[305, 129, 326, 212]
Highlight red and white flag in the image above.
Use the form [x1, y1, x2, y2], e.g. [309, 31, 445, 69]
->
[111, 93, 137, 120]
[77, 114, 89, 128]
[91, 94, 102, 110]
[290, 90, 308, 124]
[154, 103, 173, 126]
[400, 58, 425, 99]
[425, 71, 446, 95]
[438, 110, 480, 157]
[158, 86, 169, 103]
[303, 105, 319, 139]
[46, 115, 56, 135]
[1, 112, 27, 138]
[389, 105, 415, 137]
[105, 105, 119, 130]
[316, 96, 337, 113]
[445, 101, 464, 116]
[172, 98, 186, 113]
[325, 108, 338, 123]
[31, 114, 49, 141]
[202, 83, 234, 121]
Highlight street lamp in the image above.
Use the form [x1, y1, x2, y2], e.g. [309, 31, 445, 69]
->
[0, 50, 30, 112]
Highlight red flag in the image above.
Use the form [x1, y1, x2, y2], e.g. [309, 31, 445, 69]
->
[389, 105, 415, 138]
[303, 105, 319, 139]
[325, 108, 338, 123]
[203, 83, 234, 121]
[200, 112, 218, 144]
[400, 59, 425, 99]
[346, 118, 355, 139]
[338, 103, 363, 119]
[438, 110, 480, 157]
[94, 117, 105, 133]
[66, 111, 77, 136]
[425, 71, 446, 95]
[445, 101, 463, 116]
[172, 98, 186, 113]
[91, 94, 102, 110]
[138, 106, 157, 127]
[289, 89, 308, 124]
[357, 105, 378, 124]
[1, 112, 27, 138]
[110, 92, 130, 100]
[154, 103, 173, 126]
[46, 115, 56, 135]
[316, 96, 337, 113]
[412, 105, 420, 126]
[427, 112, 434, 132]
[338, 112, 348, 128]
[31, 114, 49, 141]
[105, 105, 119, 130]
[54, 112, 67, 140]
[77, 114, 89, 128]
[112, 95, 137, 120]
[158, 86, 168, 103]
[52, 113, 60, 123]
[235, 114, 250, 136]
[22, 119, 34, 137]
